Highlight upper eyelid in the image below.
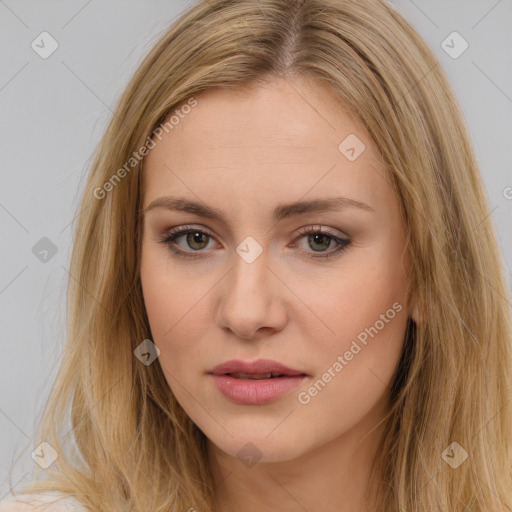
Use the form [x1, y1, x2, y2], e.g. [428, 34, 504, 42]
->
[164, 224, 348, 243]
[165, 224, 218, 243]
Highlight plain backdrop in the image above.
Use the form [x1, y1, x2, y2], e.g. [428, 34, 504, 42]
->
[1, 0, 511, 498]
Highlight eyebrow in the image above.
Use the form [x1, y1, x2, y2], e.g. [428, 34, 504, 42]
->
[140, 195, 375, 224]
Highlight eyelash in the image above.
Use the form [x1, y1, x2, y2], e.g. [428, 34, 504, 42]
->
[158, 224, 351, 261]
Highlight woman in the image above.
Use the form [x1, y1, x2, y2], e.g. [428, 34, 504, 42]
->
[2, 0, 511, 510]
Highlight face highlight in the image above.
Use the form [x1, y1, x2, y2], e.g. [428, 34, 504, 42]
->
[139, 76, 415, 465]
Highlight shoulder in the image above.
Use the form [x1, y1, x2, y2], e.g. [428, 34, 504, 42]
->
[0, 492, 87, 512]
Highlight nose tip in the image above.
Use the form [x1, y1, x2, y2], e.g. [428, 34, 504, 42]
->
[228, 325, 275, 340]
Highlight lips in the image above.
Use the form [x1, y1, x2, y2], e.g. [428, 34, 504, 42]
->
[228, 372, 283, 379]
[208, 359, 307, 378]
[207, 359, 308, 405]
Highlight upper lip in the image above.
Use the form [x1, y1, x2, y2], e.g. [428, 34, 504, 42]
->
[209, 359, 307, 376]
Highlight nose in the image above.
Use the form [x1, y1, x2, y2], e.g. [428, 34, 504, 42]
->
[216, 243, 287, 340]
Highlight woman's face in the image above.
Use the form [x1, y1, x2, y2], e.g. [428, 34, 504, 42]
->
[140, 76, 415, 463]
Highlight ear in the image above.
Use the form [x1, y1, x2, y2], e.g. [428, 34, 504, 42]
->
[407, 291, 420, 324]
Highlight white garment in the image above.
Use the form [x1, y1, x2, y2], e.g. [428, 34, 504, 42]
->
[0, 491, 87, 511]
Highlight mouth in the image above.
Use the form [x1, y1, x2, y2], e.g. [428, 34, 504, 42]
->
[207, 359, 308, 405]
[208, 358, 307, 378]
[223, 372, 304, 380]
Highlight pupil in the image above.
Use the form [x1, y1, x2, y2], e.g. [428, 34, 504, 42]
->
[188, 232, 207, 250]
[309, 233, 330, 251]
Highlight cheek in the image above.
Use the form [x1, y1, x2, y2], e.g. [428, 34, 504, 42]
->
[293, 283, 407, 447]
[297, 249, 408, 406]
[297, 303, 407, 440]
[309, 245, 408, 350]
[140, 246, 205, 356]
[140, 245, 225, 405]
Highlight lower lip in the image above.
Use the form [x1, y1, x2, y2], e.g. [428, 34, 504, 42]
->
[209, 374, 307, 405]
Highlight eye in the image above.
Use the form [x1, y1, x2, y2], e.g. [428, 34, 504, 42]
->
[158, 225, 218, 260]
[292, 225, 351, 260]
[158, 224, 351, 260]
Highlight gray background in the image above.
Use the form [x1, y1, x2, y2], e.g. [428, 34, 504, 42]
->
[1, 0, 511, 498]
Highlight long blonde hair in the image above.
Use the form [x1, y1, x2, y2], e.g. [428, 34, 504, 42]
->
[8, 0, 512, 510]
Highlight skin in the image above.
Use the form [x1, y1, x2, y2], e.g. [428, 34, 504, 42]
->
[140, 75, 418, 512]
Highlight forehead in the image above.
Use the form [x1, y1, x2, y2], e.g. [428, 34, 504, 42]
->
[159, 77, 367, 157]
[142, 77, 390, 214]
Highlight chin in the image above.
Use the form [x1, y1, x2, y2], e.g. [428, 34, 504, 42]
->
[206, 427, 313, 465]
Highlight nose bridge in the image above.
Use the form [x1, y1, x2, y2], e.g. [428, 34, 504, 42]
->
[217, 235, 284, 338]
[229, 235, 270, 300]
